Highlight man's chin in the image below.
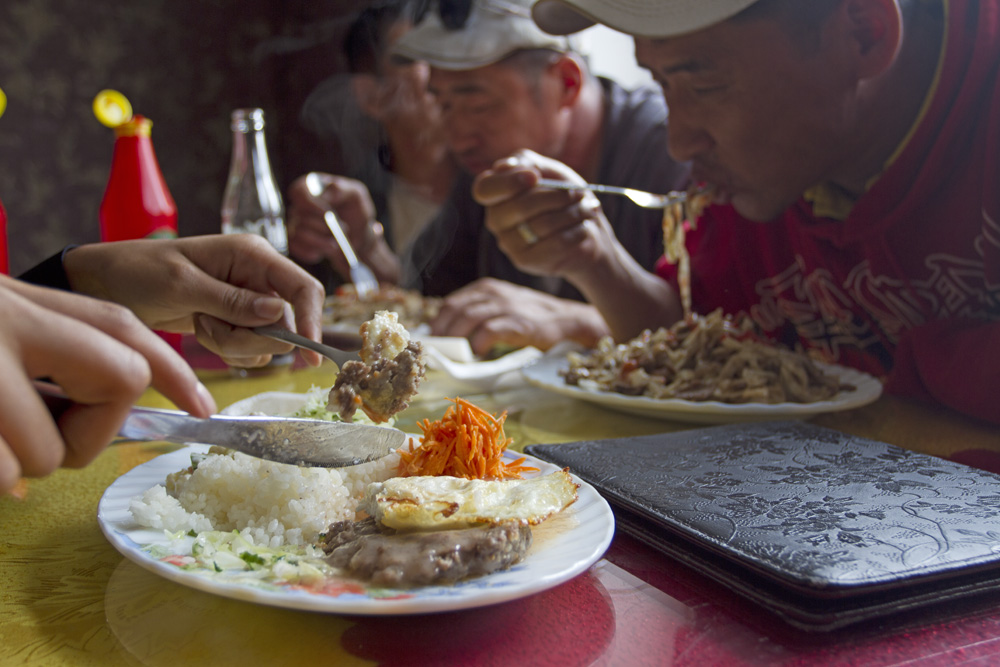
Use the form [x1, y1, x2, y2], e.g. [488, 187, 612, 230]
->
[729, 192, 790, 223]
[459, 158, 491, 175]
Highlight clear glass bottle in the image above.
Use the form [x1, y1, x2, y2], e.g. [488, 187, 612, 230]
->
[221, 108, 292, 375]
[221, 108, 288, 254]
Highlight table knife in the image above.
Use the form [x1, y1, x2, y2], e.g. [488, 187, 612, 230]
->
[37, 384, 406, 468]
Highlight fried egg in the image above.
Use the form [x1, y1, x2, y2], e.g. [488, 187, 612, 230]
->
[360, 470, 579, 531]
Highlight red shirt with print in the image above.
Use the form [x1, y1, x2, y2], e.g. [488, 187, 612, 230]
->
[657, 0, 1000, 424]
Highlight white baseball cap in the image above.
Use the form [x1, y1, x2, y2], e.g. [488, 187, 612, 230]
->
[532, 0, 762, 38]
[392, 0, 575, 70]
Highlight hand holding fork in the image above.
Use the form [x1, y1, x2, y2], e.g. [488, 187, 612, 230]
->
[304, 173, 380, 300]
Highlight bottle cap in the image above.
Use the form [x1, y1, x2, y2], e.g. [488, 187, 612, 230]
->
[113, 115, 152, 138]
[93, 89, 133, 128]
[230, 108, 266, 132]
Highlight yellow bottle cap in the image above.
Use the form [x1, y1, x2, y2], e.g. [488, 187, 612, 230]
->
[0, 85, 6, 119]
[93, 89, 133, 128]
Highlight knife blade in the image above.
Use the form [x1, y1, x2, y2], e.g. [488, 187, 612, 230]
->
[37, 384, 406, 468]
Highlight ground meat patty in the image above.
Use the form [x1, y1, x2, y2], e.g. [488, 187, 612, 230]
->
[318, 517, 389, 551]
[320, 518, 532, 587]
[328, 341, 425, 423]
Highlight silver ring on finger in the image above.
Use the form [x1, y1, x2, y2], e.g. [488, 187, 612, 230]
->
[517, 222, 539, 245]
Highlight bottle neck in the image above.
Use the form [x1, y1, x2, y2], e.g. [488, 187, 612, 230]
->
[222, 118, 287, 254]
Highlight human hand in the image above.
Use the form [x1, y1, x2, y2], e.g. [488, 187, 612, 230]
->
[287, 173, 384, 275]
[430, 278, 610, 356]
[62, 235, 326, 368]
[473, 150, 619, 281]
[0, 275, 215, 493]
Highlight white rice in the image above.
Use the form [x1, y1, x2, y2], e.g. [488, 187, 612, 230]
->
[129, 447, 401, 548]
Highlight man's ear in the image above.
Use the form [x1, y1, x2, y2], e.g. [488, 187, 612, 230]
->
[550, 55, 584, 108]
[841, 0, 902, 79]
[350, 74, 382, 118]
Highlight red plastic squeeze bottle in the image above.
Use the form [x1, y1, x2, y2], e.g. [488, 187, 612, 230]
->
[95, 91, 181, 351]
[98, 114, 178, 242]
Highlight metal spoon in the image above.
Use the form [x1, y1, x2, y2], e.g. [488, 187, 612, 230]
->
[305, 173, 380, 299]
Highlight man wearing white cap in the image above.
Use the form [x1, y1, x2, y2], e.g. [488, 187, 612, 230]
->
[386, 0, 690, 355]
[470, 0, 999, 425]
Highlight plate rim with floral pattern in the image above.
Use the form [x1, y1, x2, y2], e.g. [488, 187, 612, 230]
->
[97, 396, 614, 615]
[521, 343, 883, 424]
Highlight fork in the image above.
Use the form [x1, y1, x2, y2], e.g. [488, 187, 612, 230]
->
[536, 178, 691, 209]
[305, 173, 380, 300]
[253, 325, 360, 367]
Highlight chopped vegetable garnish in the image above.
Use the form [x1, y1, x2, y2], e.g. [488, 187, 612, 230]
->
[397, 397, 538, 480]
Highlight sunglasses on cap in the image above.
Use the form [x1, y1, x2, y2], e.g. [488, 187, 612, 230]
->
[410, 0, 473, 30]
[410, 0, 531, 31]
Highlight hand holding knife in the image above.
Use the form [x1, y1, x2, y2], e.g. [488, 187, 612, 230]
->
[36, 382, 405, 468]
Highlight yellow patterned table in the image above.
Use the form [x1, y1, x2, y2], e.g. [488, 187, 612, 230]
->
[3, 354, 1000, 666]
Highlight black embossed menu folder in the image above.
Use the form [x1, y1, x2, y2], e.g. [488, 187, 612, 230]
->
[525, 421, 1000, 630]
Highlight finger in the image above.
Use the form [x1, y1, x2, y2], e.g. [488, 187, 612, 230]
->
[473, 167, 539, 206]
[433, 300, 505, 339]
[467, 317, 532, 357]
[178, 235, 323, 317]
[288, 223, 332, 264]
[0, 438, 23, 494]
[0, 361, 65, 480]
[287, 177, 329, 216]
[497, 196, 600, 252]
[3, 310, 152, 474]
[20, 284, 215, 418]
[193, 313, 308, 367]
[57, 398, 137, 469]
[288, 224, 353, 278]
[431, 283, 498, 334]
[486, 189, 591, 238]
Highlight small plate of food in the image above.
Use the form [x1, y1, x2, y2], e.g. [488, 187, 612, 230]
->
[521, 310, 883, 424]
[323, 286, 539, 387]
[323, 285, 441, 337]
[97, 391, 614, 615]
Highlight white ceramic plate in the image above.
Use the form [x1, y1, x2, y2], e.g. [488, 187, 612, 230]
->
[97, 394, 614, 615]
[521, 346, 883, 425]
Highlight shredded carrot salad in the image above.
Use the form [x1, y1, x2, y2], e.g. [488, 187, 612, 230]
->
[397, 397, 539, 480]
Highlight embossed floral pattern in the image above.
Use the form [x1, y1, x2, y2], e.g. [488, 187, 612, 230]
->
[535, 421, 1000, 589]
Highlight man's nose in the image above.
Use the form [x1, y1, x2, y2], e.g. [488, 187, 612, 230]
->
[445, 117, 479, 154]
[666, 111, 714, 164]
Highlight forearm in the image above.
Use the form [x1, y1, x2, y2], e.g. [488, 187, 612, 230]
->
[565, 245, 681, 342]
[888, 319, 1000, 426]
[60, 244, 113, 300]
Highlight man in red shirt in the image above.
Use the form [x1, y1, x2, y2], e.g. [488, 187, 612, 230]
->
[473, 0, 1000, 425]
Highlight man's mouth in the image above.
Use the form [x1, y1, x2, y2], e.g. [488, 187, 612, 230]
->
[457, 154, 490, 174]
[691, 169, 732, 204]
